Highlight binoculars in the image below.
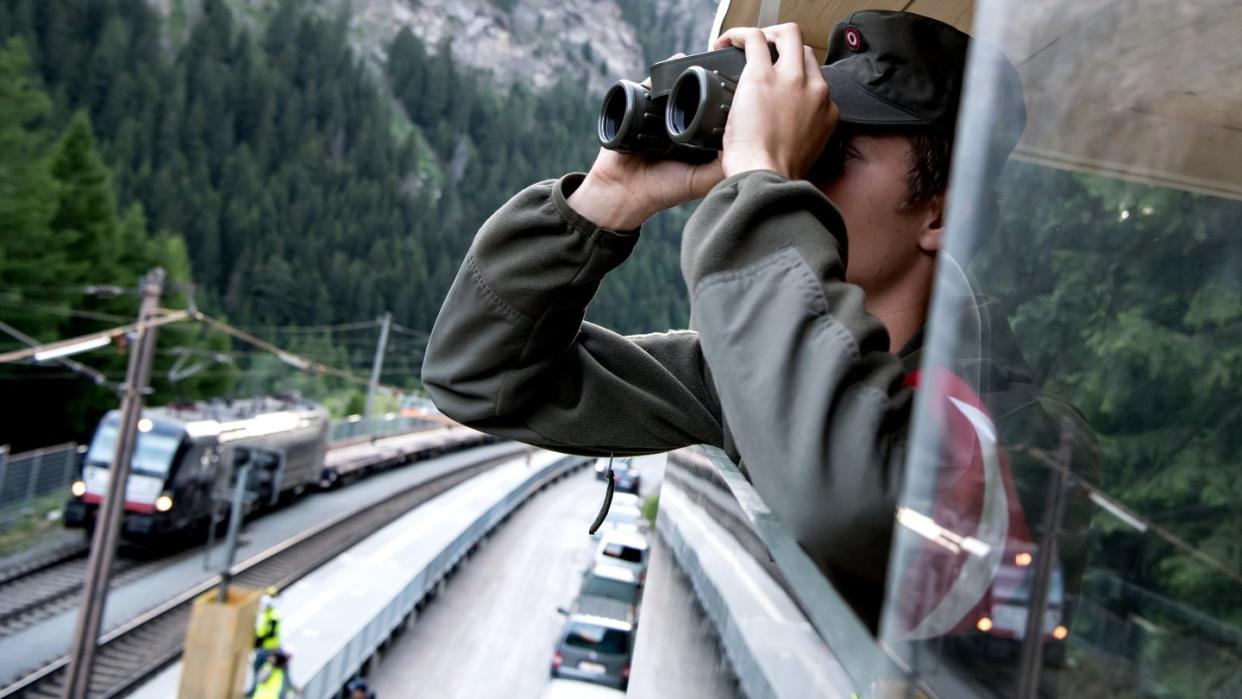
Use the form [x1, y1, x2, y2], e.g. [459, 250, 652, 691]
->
[598, 45, 785, 162]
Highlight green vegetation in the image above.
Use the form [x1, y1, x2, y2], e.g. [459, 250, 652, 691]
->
[641, 491, 660, 527]
[617, 0, 705, 65]
[0, 37, 231, 446]
[0, 494, 72, 557]
[0, 0, 690, 449]
[978, 161, 1242, 694]
[0, 2, 1234, 692]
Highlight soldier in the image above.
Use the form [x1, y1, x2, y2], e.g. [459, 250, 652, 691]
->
[423, 12, 1094, 693]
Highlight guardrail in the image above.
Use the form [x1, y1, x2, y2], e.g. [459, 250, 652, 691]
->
[299, 453, 588, 698]
[0, 444, 82, 530]
[656, 448, 883, 698]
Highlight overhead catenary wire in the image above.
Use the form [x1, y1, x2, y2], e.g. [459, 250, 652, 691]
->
[0, 296, 133, 323]
[1018, 444, 1242, 587]
[0, 301, 423, 395]
[389, 322, 429, 338]
[0, 309, 191, 364]
[195, 313, 409, 396]
[0, 320, 112, 387]
[231, 319, 383, 334]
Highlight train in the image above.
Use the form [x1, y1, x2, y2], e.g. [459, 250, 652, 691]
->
[62, 396, 504, 543]
[63, 396, 329, 542]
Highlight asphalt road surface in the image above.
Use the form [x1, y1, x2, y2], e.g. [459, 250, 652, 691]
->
[369, 454, 741, 698]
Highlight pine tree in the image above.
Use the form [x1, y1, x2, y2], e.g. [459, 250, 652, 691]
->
[48, 111, 123, 283]
[0, 39, 65, 340]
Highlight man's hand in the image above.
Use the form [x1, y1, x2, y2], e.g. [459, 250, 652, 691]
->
[568, 60, 725, 231]
[712, 24, 838, 179]
[569, 147, 724, 231]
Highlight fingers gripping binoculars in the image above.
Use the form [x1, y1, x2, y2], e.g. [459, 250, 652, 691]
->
[598, 45, 786, 162]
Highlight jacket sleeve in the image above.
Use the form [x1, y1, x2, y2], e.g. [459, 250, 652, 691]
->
[681, 169, 914, 584]
[422, 174, 725, 456]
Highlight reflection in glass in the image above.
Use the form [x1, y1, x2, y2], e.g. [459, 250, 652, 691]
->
[880, 0, 1242, 696]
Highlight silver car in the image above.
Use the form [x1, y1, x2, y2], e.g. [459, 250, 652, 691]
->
[592, 529, 649, 583]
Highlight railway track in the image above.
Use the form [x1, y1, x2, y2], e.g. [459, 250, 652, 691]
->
[0, 428, 488, 643]
[0, 441, 527, 699]
[0, 549, 193, 638]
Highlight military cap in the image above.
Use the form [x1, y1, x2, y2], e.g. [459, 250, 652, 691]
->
[822, 10, 1026, 163]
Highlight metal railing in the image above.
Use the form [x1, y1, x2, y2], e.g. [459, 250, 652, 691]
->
[653, 447, 885, 698]
[0, 443, 83, 530]
[299, 454, 587, 698]
[328, 414, 435, 443]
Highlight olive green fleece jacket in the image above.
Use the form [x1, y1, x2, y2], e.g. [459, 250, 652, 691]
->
[422, 169, 913, 598]
[423, 168, 1098, 639]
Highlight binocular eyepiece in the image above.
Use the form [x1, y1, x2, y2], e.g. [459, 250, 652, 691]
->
[598, 45, 778, 162]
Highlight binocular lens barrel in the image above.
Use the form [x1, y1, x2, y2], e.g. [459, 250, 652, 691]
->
[598, 49, 754, 163]
[667, 66, 735, 151]
[666, 69, 704, 140]
[598, 81, 642, 148]
[597, 79, 680, 158]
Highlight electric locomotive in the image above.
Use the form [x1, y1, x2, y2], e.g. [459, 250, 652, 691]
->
[63, 396, 328, 542]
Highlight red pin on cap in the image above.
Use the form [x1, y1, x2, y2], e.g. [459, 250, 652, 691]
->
[844, 25, 863, 51]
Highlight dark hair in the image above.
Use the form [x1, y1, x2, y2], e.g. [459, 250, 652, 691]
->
[901, 128, 953, 208]
[901, 127, 1003, 247]
[806, 125, 952, 208]
[807, 125, 1004, 252]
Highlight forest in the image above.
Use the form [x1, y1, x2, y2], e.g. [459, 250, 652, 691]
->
[0, 2, 1236, 691]
[0, 0, 693, 447]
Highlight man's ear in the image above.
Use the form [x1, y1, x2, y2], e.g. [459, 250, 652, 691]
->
[917, 193, 946, 254]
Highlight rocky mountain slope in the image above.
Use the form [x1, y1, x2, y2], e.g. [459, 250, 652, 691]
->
[152, 0, 719, 94]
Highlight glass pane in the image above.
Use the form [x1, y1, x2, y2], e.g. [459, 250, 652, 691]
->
[880, 1, 1242, 697]
[580, 575, 640, 606]
[86, 419, 183, 476]
[565, 623, 630, 655]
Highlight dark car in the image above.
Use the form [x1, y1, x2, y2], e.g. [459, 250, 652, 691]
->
[613, 466, 641, 495]
[594, 456, 633, 481]
[552, 596, 635, 690]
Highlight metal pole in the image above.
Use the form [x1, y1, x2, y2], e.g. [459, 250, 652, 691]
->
[0, 446, 8, 510]
[63, 268, 164, 699]
[363, 312, 391, 434]
[26, 450, 42, 503]
[217, 458, 253, 603]
[1015, 418, 1074, 699]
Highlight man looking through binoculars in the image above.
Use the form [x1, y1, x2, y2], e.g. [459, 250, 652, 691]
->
[422, 11, 1076, 650]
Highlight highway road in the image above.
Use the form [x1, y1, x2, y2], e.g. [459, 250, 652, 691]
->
[370, 454, 740, 698]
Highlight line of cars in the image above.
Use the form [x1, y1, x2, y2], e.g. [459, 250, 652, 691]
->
[549, 457, 651, 692]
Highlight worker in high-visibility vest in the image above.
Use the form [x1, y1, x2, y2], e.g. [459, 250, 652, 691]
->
[252, 587, 282, 684]
[250, 648, 300, 699]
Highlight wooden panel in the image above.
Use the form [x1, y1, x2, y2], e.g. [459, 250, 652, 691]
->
[709, 0, 1242, 199]
[1002, 0, 1242, 198]
[905, 0, 976, 33]
[715, 0, 911, 51]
